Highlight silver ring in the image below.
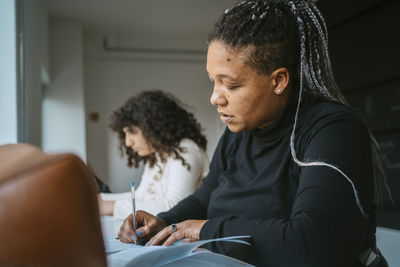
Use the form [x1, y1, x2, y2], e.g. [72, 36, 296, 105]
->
[170, 223, 177, 233]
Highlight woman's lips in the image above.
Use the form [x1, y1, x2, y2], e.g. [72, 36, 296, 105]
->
[220, 113, 234, 123]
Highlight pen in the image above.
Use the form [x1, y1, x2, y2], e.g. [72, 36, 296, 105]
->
[130, 182, 136, 232]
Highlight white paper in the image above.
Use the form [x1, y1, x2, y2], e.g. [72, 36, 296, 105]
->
[104, 237, 138, 255]
[107, 236, 254, 267]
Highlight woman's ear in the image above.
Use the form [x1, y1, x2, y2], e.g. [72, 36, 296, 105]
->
[271, 67, 290, 95]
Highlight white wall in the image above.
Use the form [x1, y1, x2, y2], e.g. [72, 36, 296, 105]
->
[42, 19, 86, 160]
[22, 0, 49, 146]
[0, 0, 17, 144]
[84, 33, 225, 192]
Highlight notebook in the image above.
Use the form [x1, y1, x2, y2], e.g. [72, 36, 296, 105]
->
[105, 235, 254, 267]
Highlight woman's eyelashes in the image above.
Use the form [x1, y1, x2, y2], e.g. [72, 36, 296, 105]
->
[225, 84, 240, 90]
[128, 128, 137, 134]
[223, 78, 241, 90]
[208, 76, 240, 90]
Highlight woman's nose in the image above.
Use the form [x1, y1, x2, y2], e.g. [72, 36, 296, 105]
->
[210, 88, 227, 106]
[125, 135, 133, 147]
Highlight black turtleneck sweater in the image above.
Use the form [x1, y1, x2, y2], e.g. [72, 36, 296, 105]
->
[158, 95, 375, 267]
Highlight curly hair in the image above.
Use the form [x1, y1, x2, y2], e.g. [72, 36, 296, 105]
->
[109, 90, 207, 170]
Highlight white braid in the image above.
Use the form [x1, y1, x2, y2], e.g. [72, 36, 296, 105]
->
[301, 3, 332, 68]
[287, 1, 367, 217]
[225, 0, 248, 15]
[307, 31, 333, 99]
[308, 0, 329, 42]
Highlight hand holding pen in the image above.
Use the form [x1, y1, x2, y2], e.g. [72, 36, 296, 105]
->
[118, 211, 166, 244]
[117, 182, 166, 245]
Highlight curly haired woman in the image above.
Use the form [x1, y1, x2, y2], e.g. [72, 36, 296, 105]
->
[99, 90, 209, 220]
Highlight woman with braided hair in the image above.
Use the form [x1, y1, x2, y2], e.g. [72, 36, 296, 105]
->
[118, 1, 388, 266]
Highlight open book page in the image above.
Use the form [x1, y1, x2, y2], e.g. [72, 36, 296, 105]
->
[107, 236, 254, 267]
[162, 250, 253, 267]
[104, 237, 139, 255]
[101, 216, 122, 239]
[107, 245, 164, 266]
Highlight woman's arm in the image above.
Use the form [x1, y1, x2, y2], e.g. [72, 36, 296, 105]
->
[118, 132, 230, 243]
[135, 141, 208, 215]
[157, 130, 231, 225]
[99, 192, 131, 219]
[98, 196, 115, 216]
[199, 119, 374, 266]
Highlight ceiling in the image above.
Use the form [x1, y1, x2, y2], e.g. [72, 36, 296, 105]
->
[44, 0, 390, 38]
[44, 0, 238, 38]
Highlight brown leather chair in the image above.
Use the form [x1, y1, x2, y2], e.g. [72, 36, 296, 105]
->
[0, 144, 107, 267]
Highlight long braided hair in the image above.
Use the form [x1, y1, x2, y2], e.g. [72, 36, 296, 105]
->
[209, 0, 390, 216]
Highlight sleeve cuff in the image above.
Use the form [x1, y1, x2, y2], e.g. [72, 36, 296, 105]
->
[157, 211, 176, 225]
[199, 217, 224, 240]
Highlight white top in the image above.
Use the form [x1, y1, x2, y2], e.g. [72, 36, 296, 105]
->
[101, 139, 209, 220]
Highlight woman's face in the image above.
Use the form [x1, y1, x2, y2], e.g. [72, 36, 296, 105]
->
[206, 41, 289, 132]
[123, 126, 155, 157]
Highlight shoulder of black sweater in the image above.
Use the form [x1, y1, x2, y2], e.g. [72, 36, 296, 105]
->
[293, 96, 370, 160]
[298, 96, 367, 134]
